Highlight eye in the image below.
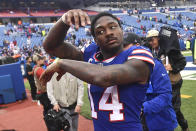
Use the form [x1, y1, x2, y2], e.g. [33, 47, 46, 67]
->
[96, 30, 105, 35]
[111, 26, 117, 29]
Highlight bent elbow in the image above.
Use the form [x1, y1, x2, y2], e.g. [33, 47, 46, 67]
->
[42, 39, 56, 56]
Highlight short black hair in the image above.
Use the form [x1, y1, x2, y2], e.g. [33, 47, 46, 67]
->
[122, 32, 141, 46]
[26, 56, 31, 61]
[91, 12, 122, 37]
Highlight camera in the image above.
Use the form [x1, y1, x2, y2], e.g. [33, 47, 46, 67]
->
[159, 26, 180, 54]
[44, 108, 72, 131]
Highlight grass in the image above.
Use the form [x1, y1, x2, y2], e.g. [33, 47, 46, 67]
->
[175, 80, 196, 131]
[24, 80, 196, 130]
[80, 83, 92, 120]
[24, 80, 30, 90]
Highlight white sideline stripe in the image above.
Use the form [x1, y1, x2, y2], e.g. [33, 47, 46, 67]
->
[185, 62, 196, 68]
[181, 70, 196, 80]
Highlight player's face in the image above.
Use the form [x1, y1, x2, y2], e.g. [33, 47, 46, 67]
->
[148, 37, 159, 49]
[94, 16, 123, 52]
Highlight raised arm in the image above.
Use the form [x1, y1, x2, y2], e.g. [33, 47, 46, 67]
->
[40, 59, 150, 88]
[42, 9, 91, 60]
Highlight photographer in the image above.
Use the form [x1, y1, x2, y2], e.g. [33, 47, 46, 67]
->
[47, 59, 84, 131]
[146, 29, 189, 131]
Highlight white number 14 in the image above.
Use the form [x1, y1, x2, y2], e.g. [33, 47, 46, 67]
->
[88, 85, 124, 122]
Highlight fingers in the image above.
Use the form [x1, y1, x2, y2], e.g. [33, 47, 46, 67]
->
[64, 9, 91, 29]
[73, 11, 79, 30]
[65, 12, 72, 26]
[74, 107, 79, 113]
[74, 106, 81, 113]
[40, 62, 63, 85]
[84, 13, 91, 25]
[80, 10, 91, 26]
[79, 11, 86, 27]
[53, 105, 60, 112]
[53, 107, 58, 112]
[78, 11, 91, 26]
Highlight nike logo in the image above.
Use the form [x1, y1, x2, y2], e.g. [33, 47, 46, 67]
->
[162, 73, 166, 77]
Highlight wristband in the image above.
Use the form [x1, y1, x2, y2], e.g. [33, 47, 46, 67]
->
[54, 58, 60, 63]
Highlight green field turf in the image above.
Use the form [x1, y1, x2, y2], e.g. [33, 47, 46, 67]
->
[175, 80, 196, 131]
[80, 83, 92, 120]
[24, 80, 31, 90]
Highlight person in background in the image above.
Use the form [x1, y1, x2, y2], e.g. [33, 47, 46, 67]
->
[146, 29, 188, 131]
[25, 56, 37, 101]
[47, 59, 84, 131]
[191, 34, 196, 64]
[185, 40, 191, 50]
[33, 55, 52, 129]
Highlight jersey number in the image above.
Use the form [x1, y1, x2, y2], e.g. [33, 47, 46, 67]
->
[88, 85, 124, 122]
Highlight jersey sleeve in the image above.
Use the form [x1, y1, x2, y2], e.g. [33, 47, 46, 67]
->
[83, 42, 99, 62]
[128, 46, 155, 67]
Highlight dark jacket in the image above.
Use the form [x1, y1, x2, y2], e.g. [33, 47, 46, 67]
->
[155, 49, 186, 86]
[167, 50, 186, 74]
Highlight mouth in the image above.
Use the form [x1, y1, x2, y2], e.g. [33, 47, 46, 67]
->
[107, 40, 117, 44]
[106, 38, 118, 45]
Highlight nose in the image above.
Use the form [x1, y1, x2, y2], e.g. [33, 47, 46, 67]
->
[149, 41, 153, 44]
[105, 28, 114, 37]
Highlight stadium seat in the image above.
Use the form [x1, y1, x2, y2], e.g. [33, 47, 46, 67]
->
[0, 74, 16, 104]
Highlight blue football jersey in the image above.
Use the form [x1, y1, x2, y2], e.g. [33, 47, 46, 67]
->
[84, 45, 154, 131]
[83, 42, 99, 62]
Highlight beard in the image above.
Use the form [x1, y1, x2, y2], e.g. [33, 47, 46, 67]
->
[102, 43, 123, 55]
